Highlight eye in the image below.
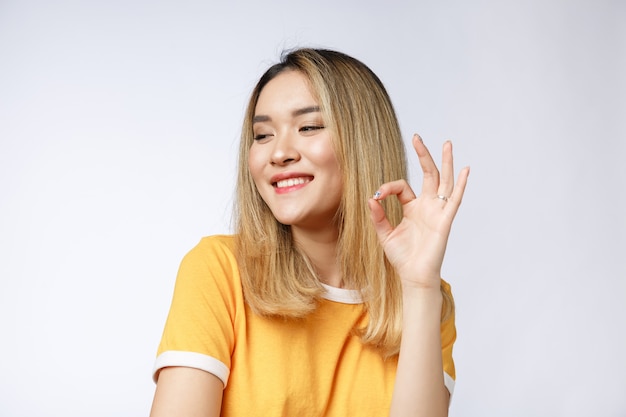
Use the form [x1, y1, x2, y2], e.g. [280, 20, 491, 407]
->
[299, 125, 325, 134]
[253, 133, 272, 141]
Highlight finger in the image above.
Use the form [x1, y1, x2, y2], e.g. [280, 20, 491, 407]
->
[443, 166, 470, 219]
[367, 198, 394, 243]
[438, 141, 454, 199]
[412, 134, 440, 196]
[373, 179, 416, 206]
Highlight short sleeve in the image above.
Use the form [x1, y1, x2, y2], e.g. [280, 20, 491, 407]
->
[153, 236, 242, 387]
[440, 279, 457, 397]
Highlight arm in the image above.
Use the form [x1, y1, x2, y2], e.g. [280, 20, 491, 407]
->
[368, 134, 469, 417]
[150, 367, 223, 417]
[391, 287, 448, 416]
[150, 237, 239, 417]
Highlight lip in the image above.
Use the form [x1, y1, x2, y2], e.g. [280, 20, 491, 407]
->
[270, 172, 314, 184]
[270, 172, 314, 194]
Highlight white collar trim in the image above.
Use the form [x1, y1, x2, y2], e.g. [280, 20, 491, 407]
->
[320, 283, 363, 304]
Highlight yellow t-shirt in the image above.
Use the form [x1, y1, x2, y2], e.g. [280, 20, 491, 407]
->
[154, 235, 456, 416]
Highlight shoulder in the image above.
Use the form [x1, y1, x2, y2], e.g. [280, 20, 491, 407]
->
[175, 235, 241, 294]
[182, 235, 237, 268]
[191, 234, 236, 254]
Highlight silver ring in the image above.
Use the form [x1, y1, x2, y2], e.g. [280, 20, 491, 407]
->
[437, 195, 448, 202]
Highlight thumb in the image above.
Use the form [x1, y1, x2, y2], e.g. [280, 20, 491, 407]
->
[367, 198, 393, 243]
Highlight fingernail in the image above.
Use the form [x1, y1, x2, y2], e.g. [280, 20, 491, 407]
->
[415, 133, 423, 143]
[373, 191, 382, 200]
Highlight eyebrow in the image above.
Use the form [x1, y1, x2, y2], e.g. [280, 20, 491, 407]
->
[252, 106, 321, 124]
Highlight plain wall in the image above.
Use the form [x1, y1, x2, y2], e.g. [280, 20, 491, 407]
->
[0, 0, 624, 416]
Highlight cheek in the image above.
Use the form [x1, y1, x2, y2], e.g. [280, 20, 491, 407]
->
[316, 148, 342, 182]
[309, 137, 340, 170]
[247, 150, 270, 205]
[315, 150, 343, 197]
[247, 147, 264, 183]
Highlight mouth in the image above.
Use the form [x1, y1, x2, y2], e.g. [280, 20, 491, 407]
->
[273, 177, 313, 189]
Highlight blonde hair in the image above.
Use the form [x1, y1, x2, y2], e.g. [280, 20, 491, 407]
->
[235, 48, 452, 356]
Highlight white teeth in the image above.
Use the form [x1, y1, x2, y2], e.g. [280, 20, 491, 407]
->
[276, 177, 309, 188]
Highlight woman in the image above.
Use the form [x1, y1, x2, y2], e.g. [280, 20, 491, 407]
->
[150, 48, 469, 416]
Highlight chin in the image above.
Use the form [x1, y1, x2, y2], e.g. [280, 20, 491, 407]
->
[272, 216, 300, 227]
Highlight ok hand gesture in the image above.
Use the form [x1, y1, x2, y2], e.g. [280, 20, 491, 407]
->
[367, 134, 470, 289]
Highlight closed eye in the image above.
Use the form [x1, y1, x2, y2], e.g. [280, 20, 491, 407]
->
[253, 133, 273, 141]
[300, 125, 325, 133]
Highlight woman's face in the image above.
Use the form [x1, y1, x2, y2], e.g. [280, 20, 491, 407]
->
[248, 70, 343, 232]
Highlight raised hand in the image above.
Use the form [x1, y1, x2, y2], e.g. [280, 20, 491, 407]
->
[367, 134, 469, 289]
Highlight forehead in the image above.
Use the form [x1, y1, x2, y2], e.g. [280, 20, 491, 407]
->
[254, 70, 318, 114]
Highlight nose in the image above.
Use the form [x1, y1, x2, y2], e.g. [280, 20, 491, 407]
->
[270, 131, 300, 166]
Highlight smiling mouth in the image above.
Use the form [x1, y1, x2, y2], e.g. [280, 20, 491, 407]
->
[274, 177, 313, 189]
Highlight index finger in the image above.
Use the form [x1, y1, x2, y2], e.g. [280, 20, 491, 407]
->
[374, 179, 416, 205]
[413, 134, 440, 196]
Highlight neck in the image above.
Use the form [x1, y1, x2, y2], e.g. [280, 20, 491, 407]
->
[291, 225, 344, 288]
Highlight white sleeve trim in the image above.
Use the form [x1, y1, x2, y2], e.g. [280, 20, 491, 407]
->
[153, 351, 230, 388]
[444, 371, 455, 401]
[152, 352, 453, 401]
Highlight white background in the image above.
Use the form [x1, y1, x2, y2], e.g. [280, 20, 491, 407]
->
[1, 1, 624, 416]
